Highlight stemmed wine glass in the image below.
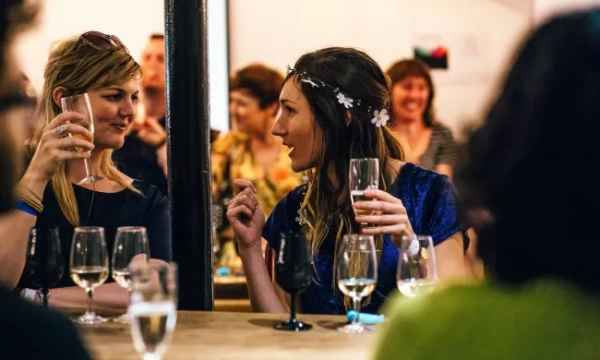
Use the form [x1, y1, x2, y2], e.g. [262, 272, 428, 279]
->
[61, 93, 104, 184]
[337, 234, 378, 334]
[70, 226, 109, 324]
[349, 158, 379, 226]
[111, 226, 150, 323]
[24, 227, 65, 308]
[129, 263, 178, 360]
[274, 231, 313, 331]
[397, 235, 438, 297]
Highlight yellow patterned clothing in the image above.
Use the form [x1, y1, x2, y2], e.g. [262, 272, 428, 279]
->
[212, 131, 303, 243]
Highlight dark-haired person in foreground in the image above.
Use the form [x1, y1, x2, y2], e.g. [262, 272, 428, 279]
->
[374, 9, 600, 360]
[0, 0, 91, 358]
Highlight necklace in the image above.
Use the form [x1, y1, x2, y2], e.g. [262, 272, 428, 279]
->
[84, 181, 96, 226]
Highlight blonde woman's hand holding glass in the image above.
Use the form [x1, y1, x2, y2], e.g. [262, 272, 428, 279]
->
[25, 111, 94, 183]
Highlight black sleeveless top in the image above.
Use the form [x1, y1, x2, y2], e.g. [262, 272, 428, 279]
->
[18, 180, 172, 289]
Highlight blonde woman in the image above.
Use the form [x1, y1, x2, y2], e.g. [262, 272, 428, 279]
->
[12, 31, 171, 309]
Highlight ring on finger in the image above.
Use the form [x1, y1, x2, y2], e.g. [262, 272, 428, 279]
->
[52, 124, 68, 136]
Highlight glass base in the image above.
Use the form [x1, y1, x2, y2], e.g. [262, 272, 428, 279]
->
[338, 322, 373, 334]
[74, 312, 108, 325]
[112, 312, 130, 324]
[78, 175, 105, 184]
[274, 318, 312, 331]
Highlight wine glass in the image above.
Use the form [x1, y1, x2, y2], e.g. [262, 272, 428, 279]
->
[61, 93, 104, 184]
[274, 231, 313, 331]
[397, 235, 438, 297]
[70, 226, 109, 324]
[24, 227, 65, 308]
[337, 234, 378, 334]
[129, 262, 178, 360]
[111, 226, 150, 324]
[349, 158, 379, 225]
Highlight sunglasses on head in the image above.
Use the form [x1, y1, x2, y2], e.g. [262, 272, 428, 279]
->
[75, 31, 124, 51]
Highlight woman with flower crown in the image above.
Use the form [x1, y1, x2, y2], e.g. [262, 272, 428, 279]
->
[226, 47, 467, 315]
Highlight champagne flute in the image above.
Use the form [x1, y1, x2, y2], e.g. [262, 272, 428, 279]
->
[397, 235, 438, 297]
[70, 226, 109, 324]
[129, 263, 178, 360]
[24, 227, 65, 308]
[111, 226, 150, 323]
[337, 234, 378, 334]
[349, 158, 379, 226]
[61, 93, 104, 184]
[274, 231, 313, 331]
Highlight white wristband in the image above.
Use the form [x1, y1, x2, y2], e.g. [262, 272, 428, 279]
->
[23, 288, 36, 302]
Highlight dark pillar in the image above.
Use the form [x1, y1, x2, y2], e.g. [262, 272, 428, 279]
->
[165, 0, 213, 311]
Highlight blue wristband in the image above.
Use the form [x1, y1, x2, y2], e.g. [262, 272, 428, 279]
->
[16, 201, 38, 216]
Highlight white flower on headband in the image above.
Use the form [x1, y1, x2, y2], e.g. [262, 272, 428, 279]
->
[371, 109, 389, 127]
[337, 93, 354, 108]
[301, 78, 319, 88]
[295, 208, 306, 225]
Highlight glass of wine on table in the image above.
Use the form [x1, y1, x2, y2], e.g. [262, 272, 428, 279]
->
[396, 235, 438, 297]
[129, 263, 178, 360]
[111, 226, 150, 323]
[337, 234, 378, 334]
[70, 226, 109, 324]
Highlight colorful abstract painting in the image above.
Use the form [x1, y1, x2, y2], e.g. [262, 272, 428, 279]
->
[413, 45, 448, 69]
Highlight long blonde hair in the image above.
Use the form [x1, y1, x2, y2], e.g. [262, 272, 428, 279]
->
[30, 34, 141, 226]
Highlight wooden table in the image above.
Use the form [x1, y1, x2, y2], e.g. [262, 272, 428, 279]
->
[80, 311, 378, 359]
[214, 276, 251, 312]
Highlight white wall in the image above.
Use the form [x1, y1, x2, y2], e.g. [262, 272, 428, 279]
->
[15, 0, 600, 135]
[534, 0, 600, 23]
[229, 0, 533, 137]
[15, 0, 164, 92]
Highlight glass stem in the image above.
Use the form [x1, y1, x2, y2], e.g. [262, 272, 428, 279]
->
[352, 297, 362, 327]
[290, 290, 297, 322]
[39, 288, 50, 308]
[143, 353, 160, 360]
[126, 287, 132, 315]
[83, 158, 93, 177]
[86, 288, 94, 316]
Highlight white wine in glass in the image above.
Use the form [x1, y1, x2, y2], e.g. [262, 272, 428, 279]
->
[349, 158, 379, 226]
[70, 226, 109, 325]
[397, 235, 438, 297]
[61, 93, 104, 184]
[130, 263, 178, 360]
[337, 234, 378, 334]
[111, 226, 150, 324]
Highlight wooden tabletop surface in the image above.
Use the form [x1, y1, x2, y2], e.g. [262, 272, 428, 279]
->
[79, 311, 378, 360]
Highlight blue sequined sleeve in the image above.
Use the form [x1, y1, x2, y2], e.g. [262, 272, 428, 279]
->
[262, 185, 305, 251]
[424, 174, 468, 246]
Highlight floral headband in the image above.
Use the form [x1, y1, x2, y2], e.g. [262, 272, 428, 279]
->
[286, 65, 389, 127]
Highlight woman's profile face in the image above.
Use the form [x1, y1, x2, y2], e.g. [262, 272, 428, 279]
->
[391, 75, 430, 123]
[271, 78, 324, 172]
[86, 77, 139, 150]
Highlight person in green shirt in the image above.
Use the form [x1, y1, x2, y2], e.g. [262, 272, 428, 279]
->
[373, 9, 600, 360]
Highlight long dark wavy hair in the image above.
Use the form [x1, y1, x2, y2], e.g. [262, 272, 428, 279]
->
[455, 9, 600, 293]
[286, 47, 405, 274]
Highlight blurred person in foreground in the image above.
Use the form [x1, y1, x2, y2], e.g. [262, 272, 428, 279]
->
[0, 0, 91, 358]
[374, 9, 600, 360]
